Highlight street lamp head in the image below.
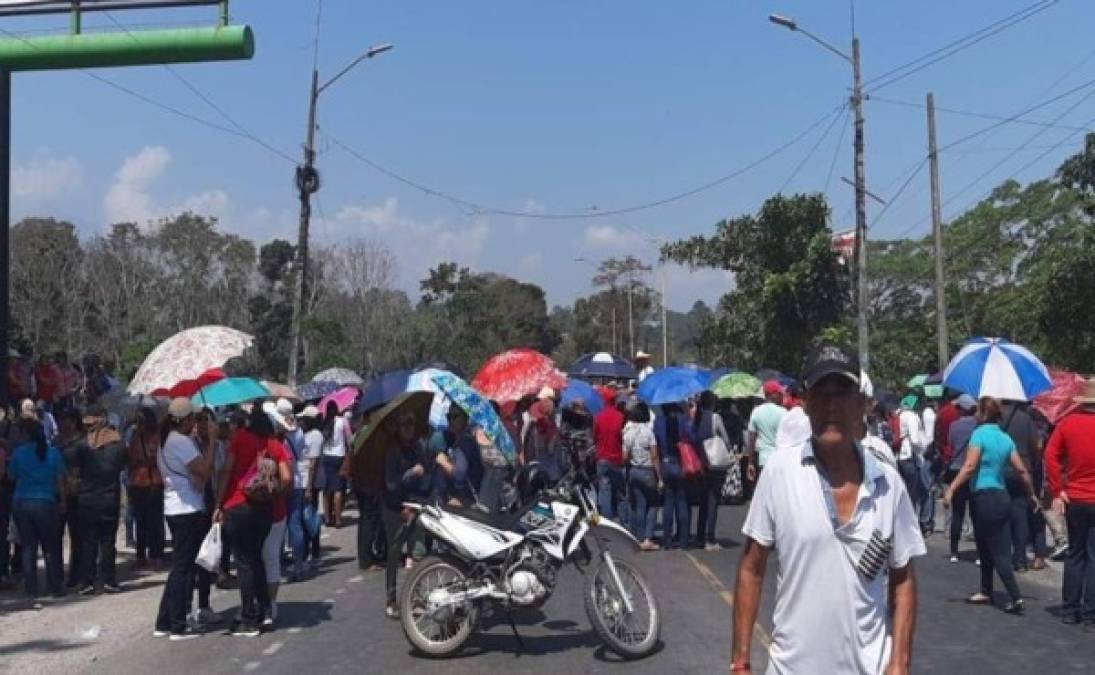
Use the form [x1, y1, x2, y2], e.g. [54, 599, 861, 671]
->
[768, 14, 797, 31]
[366, 43, 394, 58]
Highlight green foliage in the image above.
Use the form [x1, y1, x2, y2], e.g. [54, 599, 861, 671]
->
[662, 193, 851, 373]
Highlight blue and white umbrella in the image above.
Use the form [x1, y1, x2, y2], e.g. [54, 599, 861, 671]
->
[942, 337, 1052, 402]
[569, 352, 637, 380]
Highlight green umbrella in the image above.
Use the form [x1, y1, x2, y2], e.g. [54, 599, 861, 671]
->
[923, 384, 944, 399]
[711, 372, 762, 400]
[191, 377, 270, 408]
[906, 374, 929, 388]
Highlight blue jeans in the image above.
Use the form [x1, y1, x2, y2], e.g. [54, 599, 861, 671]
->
[696, 469, 726, 544]
[1063, 502, 1095, 619]
[596, 460, 628, 523]
[286, 489, 307, 578]
[13, 499, 63, 596]
[661, 458, 690, 549]
[628, 467, 659, 542]
[917, 456, 936, 530]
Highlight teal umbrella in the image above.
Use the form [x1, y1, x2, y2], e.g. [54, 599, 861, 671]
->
[906, 374, 929, 388]
[191, 377, 270, 408]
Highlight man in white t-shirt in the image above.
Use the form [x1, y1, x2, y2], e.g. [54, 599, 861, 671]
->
[732, 343, 925, 675]
[154, 398, 216, 640]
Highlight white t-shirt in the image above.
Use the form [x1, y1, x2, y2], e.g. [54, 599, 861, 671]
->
[159, 431, 206, 516]
[862, 434, 897, 469]
[898, 410, 925, 461]
[303, 429, 324, 487]
[921, 407, 936, 447]
[742, 441, 925, 675]
[775, 406, 812, 451]
[321, 417, 350, 458]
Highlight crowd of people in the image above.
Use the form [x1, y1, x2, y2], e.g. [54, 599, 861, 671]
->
[2, 347, 1094, 648]
[0, 390, 356, 640]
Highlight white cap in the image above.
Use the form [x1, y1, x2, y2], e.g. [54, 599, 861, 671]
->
[635, 350, 651, 360]
[300, 405, 320, 418]
[275, 398, 294, 416]
[537, 386, 556, 400]
[168, 397, 193, 420]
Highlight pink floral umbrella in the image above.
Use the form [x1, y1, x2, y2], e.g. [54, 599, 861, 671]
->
[128, 326, 254, 395]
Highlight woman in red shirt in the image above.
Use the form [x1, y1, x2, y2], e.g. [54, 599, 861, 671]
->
[214, 408, 291, 636]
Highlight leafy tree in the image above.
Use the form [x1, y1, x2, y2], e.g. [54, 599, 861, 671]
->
[662, 193, 850, 373]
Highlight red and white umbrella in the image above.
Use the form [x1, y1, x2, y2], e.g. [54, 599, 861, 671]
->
[472, 348, 567, 403]
[128, 326, 253, 395]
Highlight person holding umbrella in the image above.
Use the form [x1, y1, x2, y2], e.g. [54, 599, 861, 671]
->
[382, 410, 432, 619]
[944, 397, 1039, 614]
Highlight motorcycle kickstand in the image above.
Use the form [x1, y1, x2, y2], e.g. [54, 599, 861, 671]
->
[505, 606, 525, 652]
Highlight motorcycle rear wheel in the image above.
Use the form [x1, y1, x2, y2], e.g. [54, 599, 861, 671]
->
[399, 555, 478, 657]
[585, 557, 660, 659]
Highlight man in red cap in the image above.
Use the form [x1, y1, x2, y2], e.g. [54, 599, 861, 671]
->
[593, 386, 627, 522]
[745, 381, 787, 483]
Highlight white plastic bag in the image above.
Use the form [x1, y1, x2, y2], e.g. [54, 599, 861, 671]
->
[196, 522, 222, 573]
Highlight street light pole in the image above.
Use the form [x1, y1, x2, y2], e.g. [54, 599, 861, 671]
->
[286, 43, 392, 386]
[769, 14, 869, 370]
[852, 37, 870, 373]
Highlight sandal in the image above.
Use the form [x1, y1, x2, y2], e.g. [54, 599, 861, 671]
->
[965, 593, 991, 605]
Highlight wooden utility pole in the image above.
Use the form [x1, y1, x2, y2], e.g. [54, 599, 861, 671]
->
[927, 92, 949, 369]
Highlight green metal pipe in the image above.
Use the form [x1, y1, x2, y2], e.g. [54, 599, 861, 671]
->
[0, 25, 253, 71]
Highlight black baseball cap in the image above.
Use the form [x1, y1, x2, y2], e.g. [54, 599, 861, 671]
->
[802, 342, 861, 390]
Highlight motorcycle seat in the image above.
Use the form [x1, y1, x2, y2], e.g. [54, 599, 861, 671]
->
[441, 503, 521, 531]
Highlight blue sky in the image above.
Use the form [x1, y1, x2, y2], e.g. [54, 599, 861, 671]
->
[8, 1, 1092, 309]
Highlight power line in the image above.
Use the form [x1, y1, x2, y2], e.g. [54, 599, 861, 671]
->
[867, 156, 929, 233]
[0, 25, 297, 166]
[937, 76, 1095, 153]
[823, 108, 851, 195]
[871, 95, 1091, 134]
[779, 104, 847, 193]
[103, 12, 298, 164]
[325, 103, 848, 220]
[864, 0, 1059, 93]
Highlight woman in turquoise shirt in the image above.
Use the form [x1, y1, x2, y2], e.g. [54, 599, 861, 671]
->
[944, 397, 1038, 614]
[9, 419, 67, 597]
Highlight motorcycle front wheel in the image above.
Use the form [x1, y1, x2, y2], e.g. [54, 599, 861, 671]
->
[400, 555, 478, 657]
[584, 557, 660, 659]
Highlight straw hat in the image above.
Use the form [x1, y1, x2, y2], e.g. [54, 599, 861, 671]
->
[1075, 378, 1095, 405]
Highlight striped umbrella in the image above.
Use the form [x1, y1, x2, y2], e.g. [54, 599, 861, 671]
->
[942, 337, 1052, 402]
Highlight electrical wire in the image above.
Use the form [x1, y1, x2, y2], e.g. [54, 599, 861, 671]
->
[867, 156, 929, 233]
[779, 104, 847, 193]
[863, 0, 1059, 93]
[325, 102, 848, 220]
[103, 12, 298, 164]
[870, 95, 1091, 134]
[0, 25, 298, 167]
[823, 108, 851, 196]
[312, 0, 323, 73]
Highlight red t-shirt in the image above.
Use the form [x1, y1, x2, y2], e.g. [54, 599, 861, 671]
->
[935, 402, 960, 466]
[1046, 410, 1095, 503]
[593, 407, 626, 466]
[223, 429, 291, 521]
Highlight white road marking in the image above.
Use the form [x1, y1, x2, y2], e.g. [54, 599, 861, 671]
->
[262, 641, 284, 656]
[347, 575, 363, 584]
[335, 588, 346, 595]
[287, 627, 302, 634]
[244, 661, 261, 671]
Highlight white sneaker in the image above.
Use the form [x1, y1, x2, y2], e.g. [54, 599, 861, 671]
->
[949, 556, 959, 564]
[975, 559, 981, 567]
[152, 630, 169, 638]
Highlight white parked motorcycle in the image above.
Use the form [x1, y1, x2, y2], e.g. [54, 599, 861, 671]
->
[398, 461, 661, 660]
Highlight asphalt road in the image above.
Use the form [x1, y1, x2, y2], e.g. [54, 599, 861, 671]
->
[2, 500, 1094, 674]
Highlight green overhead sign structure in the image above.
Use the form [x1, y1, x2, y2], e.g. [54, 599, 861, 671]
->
[0, 0, 256, 404]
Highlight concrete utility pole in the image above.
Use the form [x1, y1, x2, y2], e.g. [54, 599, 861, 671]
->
[851, 37, 870, 373]
[286, 42, 392, 386]
[769, 14, 871, 371]
[927, 92, 949, 370]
